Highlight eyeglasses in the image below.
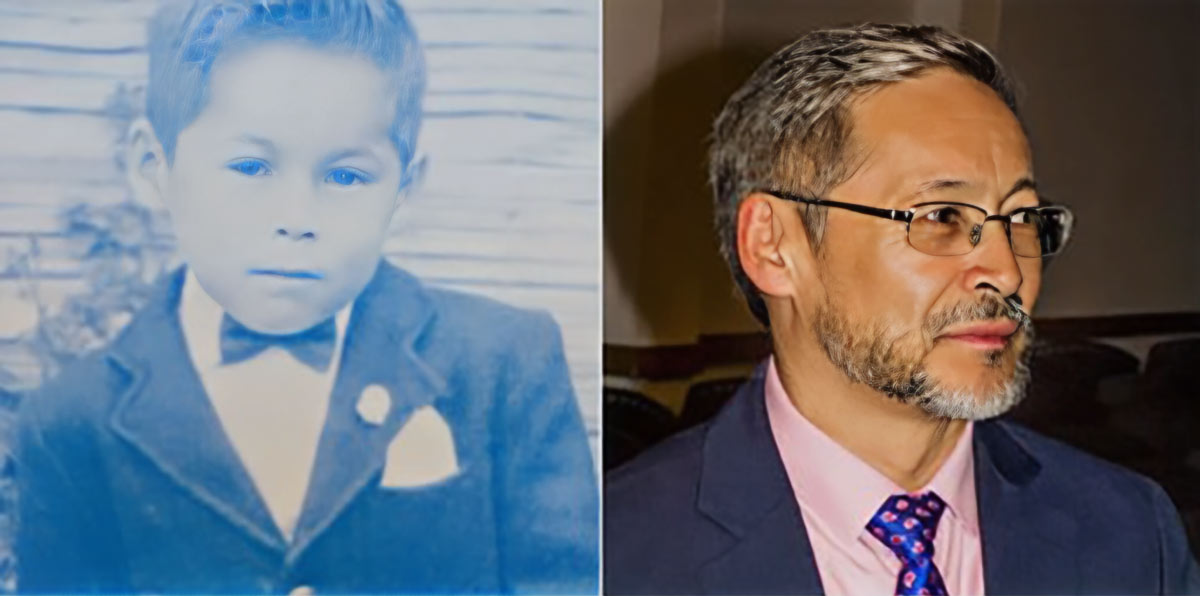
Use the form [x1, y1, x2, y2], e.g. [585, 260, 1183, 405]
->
[763, 190, 1074, 258]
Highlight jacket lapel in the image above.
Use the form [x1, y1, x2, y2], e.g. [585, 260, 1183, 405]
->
[697, 367, 825, 595]
[974, 420, 1081, 594]
[287, 261, 448, 562]
[108, 267, 286, 553]
[693, 366, 1083, 595]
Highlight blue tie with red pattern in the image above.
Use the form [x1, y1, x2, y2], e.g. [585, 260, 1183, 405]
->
[867, 491, 949, 596]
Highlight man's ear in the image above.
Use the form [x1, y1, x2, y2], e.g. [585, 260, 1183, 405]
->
[736, 192, 818, 300]
[125, 118, 169, 209]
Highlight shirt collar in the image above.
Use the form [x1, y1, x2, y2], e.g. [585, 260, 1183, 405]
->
[179, 270, 352, 373]
[764, 356, 979, 548]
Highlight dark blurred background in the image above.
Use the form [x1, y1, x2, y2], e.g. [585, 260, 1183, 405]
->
[602, 0, 1200, 552]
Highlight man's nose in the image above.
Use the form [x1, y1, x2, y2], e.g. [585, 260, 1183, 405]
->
[963, 219, 1023, 297]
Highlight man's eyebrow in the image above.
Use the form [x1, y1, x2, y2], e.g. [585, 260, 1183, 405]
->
[915, 177, 1037, 199]
[915, 178, 969, 195]
[1004, 177, 1037, 199]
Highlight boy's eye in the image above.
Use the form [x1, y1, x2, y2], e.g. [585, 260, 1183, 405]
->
[227, 158, 271, 177]
[325, 168, 372, 187]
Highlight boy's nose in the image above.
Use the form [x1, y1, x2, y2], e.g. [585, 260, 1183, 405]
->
[271, 180, 321, 240]
[274, 191, 321, 238]
[274, 226, 317, 241]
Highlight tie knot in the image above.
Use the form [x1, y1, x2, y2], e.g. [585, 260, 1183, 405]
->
[867, 491, 947, 566]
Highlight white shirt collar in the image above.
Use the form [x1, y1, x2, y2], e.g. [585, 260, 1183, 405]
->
[178, 270, 353, 373]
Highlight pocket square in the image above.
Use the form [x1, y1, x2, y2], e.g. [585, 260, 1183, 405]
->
[381, 406, 459, 488]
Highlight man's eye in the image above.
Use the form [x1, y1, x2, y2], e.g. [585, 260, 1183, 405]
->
[227, 159, 271, 177]
[325, 168, 372, 187]
[923, 207, 963, 224]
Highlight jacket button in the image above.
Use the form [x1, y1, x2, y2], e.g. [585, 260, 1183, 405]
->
[289, 585, 315, 595]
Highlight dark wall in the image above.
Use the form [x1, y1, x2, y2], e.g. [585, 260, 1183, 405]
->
[995, 0, 1200, 317]
[604, 0, 1200, 349]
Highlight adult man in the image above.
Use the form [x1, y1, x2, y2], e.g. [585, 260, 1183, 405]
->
[605, 24, 1200, 595]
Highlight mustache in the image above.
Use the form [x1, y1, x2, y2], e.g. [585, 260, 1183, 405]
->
[926, 295, 1032, 336]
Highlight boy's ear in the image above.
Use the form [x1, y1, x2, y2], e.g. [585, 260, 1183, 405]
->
[396, 153, 427, 206]
[125, 117, 169, 208]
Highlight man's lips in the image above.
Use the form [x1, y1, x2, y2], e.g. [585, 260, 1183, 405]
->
[938, 320, 1020, 349]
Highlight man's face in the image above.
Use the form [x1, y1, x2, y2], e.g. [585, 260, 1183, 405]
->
[165, 41, 407, 334]
[808, 68, 1040, 419]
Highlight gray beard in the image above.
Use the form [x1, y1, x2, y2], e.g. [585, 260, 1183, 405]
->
[812, 297, 1034, 421]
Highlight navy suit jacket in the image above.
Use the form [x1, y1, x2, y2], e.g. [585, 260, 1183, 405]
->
[16, 261, 598, 594]
[606, 366, 1200, 595]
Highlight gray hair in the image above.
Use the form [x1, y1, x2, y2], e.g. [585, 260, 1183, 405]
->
[709, 23, 1019, 326]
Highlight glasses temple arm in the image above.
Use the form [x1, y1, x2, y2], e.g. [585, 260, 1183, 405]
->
[765, 190, 913, 223]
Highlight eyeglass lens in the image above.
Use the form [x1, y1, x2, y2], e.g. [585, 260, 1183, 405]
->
[907, 204, 1070, 257]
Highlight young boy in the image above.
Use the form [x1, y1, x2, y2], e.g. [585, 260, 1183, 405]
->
[15, 1, 598, 593]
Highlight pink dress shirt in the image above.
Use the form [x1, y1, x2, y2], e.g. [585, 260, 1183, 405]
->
[764, 357, 986, 595]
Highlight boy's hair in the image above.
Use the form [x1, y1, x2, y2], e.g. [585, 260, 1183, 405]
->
[146, 0, 426, 167]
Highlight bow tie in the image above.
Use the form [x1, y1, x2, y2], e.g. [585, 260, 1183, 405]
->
[219, 314, 337, 372]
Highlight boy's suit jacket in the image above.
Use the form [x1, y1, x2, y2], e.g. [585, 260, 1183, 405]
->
[16, 261, 598, 594]
[605, 365, 1200, 595]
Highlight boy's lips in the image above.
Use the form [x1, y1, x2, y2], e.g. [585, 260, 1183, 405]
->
[247, 268, 325, 280]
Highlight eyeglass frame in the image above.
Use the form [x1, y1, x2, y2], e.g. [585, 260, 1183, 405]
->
[760, 189, 1074, 258]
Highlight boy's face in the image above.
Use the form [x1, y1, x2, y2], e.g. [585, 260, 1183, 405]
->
[163, 41, 408, 334]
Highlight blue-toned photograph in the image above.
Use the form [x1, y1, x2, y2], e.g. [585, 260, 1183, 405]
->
[0, 0, 599, 593]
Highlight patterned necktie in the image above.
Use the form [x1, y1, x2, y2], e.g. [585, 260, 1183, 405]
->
[867, 491, 949, 596]
[218, 314, 336, 372]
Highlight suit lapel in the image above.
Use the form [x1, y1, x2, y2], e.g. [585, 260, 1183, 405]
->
[108, 267, 286, 553]
[697, 367, 825, 595]
[288, 261, 447, 562]
[693, 368, 1084, 595]
[975, 420, 1081, 594]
